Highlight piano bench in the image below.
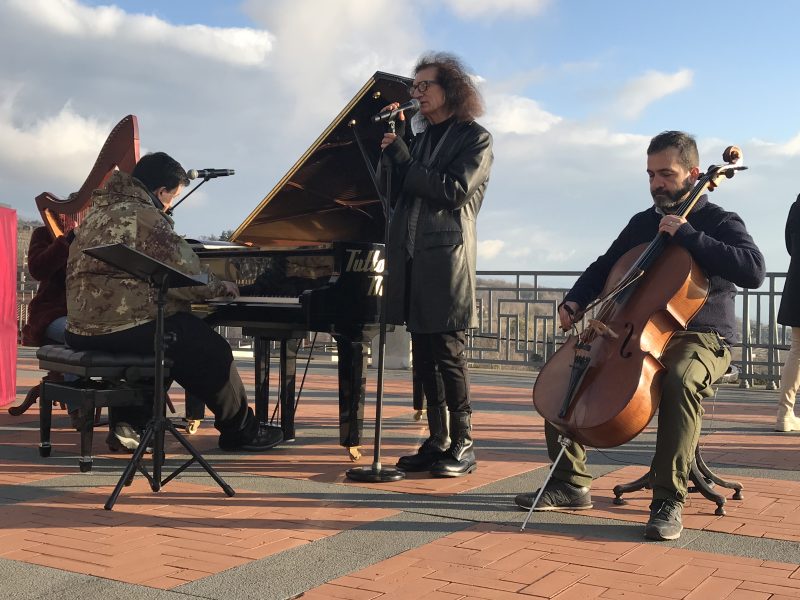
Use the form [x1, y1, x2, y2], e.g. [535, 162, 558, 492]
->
[36, 344, 170, 472]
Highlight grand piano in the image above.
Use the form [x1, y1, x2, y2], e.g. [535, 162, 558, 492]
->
[193, 71, 412, 459]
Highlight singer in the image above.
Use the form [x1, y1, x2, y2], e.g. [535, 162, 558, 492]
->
[380, 52, 493, 478]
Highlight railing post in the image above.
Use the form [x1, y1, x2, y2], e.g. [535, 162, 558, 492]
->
[767, 275, 778, 390]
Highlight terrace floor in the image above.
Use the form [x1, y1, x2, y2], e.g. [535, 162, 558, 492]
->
[1, 347, 799, 600]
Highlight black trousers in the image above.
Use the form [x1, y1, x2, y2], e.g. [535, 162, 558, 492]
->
[65, 312, 253, 438]
[411, 330, 471, 414]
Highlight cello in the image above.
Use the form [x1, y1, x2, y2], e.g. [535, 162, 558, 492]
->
[532, 146, 746, 449]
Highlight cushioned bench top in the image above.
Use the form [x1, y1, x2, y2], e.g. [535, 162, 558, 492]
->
[36, 345, 162, 370]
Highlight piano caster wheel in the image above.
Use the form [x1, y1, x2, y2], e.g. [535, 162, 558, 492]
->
[347, 446, 362, 462]
[39, 443, 52, 458]
[613, 496, 627, 506]
[413, 409, 426, 422]
[733, 490, 743, 500]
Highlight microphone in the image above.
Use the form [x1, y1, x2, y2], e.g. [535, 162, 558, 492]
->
[371, 98, 420, 123]
[187, 168, 235, 180]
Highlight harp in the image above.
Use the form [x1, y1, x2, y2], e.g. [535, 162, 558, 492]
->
[36, 115, 140, 237]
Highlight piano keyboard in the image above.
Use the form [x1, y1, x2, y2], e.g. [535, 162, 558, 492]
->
[210, 295, 300, 305]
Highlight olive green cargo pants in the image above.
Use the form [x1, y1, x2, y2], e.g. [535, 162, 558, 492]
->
[544, 331, 731, 501]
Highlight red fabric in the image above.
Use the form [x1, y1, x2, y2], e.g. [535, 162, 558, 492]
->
[0, 206, 17, 406]
[20, 226, 69, 346]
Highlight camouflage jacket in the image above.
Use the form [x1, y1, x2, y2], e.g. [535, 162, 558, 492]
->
[66, 171, 226, 336]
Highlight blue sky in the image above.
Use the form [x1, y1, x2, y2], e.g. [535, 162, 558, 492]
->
[2, 0, 798, 277]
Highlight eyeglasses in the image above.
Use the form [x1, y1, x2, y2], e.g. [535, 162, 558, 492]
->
[408, 80, 438, 95]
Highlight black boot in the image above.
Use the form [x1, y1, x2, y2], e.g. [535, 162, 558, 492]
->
[430, 411, 476, 477]
[396, 404, 449, 472]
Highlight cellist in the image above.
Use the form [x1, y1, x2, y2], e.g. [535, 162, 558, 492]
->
[517, 131, 765, 541]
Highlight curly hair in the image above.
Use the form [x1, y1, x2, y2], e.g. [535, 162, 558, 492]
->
[414, 52, 484, 122]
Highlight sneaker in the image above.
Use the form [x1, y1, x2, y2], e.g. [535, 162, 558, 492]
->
[219, 425, 283, 452]
[112, 422, 141, 451]
[514, 480, 593, 511]
[775, 413, 800, 432]
[645, 499, 684, 541]
[106, 431, 135, 453]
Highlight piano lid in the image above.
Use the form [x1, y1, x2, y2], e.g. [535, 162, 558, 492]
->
[231, 71, 412, 248]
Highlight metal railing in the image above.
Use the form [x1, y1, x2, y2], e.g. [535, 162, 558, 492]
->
[467, 271, 789, 389]
[16, 270, 790, 388]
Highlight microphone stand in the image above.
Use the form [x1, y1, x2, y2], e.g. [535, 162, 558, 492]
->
[345, 118, 404, 483]
[165, 178, 210, 216]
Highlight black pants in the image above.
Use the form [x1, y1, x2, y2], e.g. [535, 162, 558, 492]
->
[411, 331, 471, 414]
[65, 312, 253, 439]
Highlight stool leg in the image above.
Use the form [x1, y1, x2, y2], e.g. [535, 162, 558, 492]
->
[688, 458, 727, 516]
[613, 472, 650, 505]
[695, 446, 744, 500]
[79, 395, 96, 472]
[9, 383, 41, 416]
[38, 380, 52, 458]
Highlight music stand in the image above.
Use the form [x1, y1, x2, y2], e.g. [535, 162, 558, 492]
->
[82, 243, 235, 509]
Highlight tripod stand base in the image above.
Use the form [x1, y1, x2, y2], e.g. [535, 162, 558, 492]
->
[104, 419, 235, 510]
[346, 465, 406, 482]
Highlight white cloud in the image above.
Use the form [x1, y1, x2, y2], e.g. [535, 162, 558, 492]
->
[7, 0, 273, 67]
[242, 0, 424, 128]
[478, 239, 505, 259]
[614, 68, 693, 120]
[0, 90, 111, 183]
[443, 0, 551, 19]
[751, 131, 800, 157]
[483, 94, 562, 135]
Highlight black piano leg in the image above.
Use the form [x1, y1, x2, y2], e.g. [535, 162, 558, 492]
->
[254, 337, 270, 425]
[335, 337, 367, 462]
[279, 339, 298, 442]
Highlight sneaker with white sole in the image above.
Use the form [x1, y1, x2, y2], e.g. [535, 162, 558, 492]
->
[112, 422, 141, 451]
[645, 499, 684, 541]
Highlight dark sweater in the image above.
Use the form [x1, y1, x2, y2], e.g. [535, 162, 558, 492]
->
[21, 226, 70, 346]
[565, 196, 765, 343]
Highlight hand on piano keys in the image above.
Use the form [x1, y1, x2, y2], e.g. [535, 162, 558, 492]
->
[220, 281, 239, 298]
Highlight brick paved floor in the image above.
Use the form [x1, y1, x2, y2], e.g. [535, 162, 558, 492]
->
[1, 349, 798, 599]
[305, 524, 800, 599]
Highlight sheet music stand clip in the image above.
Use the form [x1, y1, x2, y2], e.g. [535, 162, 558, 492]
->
[83, 243, 235, 510]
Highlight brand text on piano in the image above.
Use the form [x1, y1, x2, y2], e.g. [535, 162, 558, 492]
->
[346, 249, 384, 296]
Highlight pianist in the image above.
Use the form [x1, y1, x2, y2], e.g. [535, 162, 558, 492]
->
[379, 52, 493, 477]
[64, 151, 283, 452]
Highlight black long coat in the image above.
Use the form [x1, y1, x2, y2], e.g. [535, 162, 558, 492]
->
[778, 196, 800, 326]
[383, 120, 493, 334]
